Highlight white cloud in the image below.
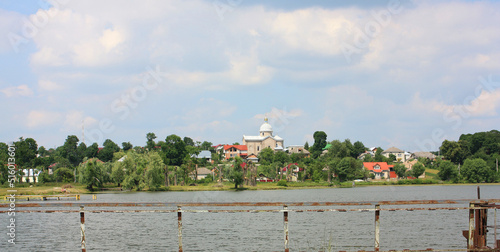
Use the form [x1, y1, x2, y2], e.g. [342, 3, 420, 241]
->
[26, 110, 62, 128]
[38, 80, 63, 91]
[1, 85, 34, 97]
[63, 110, 98, 131]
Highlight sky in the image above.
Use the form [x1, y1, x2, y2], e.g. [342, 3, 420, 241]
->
[0, 0, 499, 152]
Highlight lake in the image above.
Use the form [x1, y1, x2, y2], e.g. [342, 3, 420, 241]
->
[1, 184, 499, 251]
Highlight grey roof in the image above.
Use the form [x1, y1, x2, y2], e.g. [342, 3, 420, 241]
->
[196, 167, 213, 175]
[382, 147, 404, 153]
[413, 152, 436, 159]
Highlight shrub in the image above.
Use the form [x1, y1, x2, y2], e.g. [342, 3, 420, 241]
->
[277, 179, 287, 187]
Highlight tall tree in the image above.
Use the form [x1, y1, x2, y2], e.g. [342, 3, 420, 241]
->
[161, 134, 187, 166]
[304, 141, 309, 150]
[14, 137, 38, 168]
[440, 140, 470, 164]
[200, 141, 213, 150]
[311, 131, 327, 158]
[411, 162, 426, 178]
[122, 142, 133, 151]
[437, 160, 458, 181]
[258, 147, 275, 165]
[85, 143, 99, 158]
[352, 141, 367, 159]
[230, 157, 244, 188]
[146, 132, 157, 150]
[61, 135, 80, 166]
[183, 137, 195, 147]
[98, 139, 120, 162]
[393, 163, 407, 179]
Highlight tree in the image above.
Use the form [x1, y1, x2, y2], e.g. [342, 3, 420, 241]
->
[311, 131, 327, 158]
[437, 160, 458, 181]
[161, 134, 187, 166]
[122, 142, 133, 151]
[98, 139, 120, 162]
[61, 135, 80, 167]
[54, 167, 74, 183]
[112, 161, 125, 187]
[461, 158, 494, 183]
[440, 140, 470, 164]
[85, 143, 99, 158]
[393, 163, 407, 179]
[183, 137, 195, 147]
[352, 141, 366, 159]
[258, 148, 274, 165]
[14, 137, 38, 168]
[146, 132, 157, 150]
[230, 157, 244, 188]
[304, 141, 309, 150]
[79, 159, 104, 191]
[145, 152, 165, 190]
[77, 142, 87, 165]
[200, 141, 213, 150]
[411, 162, 426, 178]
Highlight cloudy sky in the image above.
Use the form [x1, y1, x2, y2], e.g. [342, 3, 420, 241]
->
[1, 0, 499, 152]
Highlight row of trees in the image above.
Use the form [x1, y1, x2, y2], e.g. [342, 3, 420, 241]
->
[1, 130, 499, 189]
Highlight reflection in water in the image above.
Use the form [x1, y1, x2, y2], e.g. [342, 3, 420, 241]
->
[1, 185, 499, 251]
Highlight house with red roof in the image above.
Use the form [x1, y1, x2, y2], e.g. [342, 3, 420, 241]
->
[363, 162, 397, 180]
[223, 145, 248, 160]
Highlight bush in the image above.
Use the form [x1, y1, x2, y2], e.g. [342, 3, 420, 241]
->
[277, 179, 287, 187]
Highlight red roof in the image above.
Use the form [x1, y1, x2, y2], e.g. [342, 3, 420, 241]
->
[223, 145, 247, 151]
[363, 162, 392, 172]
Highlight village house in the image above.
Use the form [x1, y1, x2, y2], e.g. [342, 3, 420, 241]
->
[363, 162, 397, 180]
[190, 167, 214, 180]
[223, 145, 248, 160]
[287, 145, 310, 158]
[382, 147, 406, 162]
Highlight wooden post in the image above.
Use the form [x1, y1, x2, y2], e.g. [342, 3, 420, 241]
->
[468, 203, 475, 250]
[375, 204, 380, 251]
[80, 205, 86, 252]
[283, 205, 289, 252]
[178, 206, 183, 252]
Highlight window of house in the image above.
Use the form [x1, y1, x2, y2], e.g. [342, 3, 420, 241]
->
[257, 146, 260, 151]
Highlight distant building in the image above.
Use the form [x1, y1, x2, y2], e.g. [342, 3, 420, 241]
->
[190, 167, 214, 180]
[242, 117, 284, 157]
[223, 145, 248, 160]
[288, 145, 310, 157]
[413, 152, 436, 160]
[192, 150, 212, 163]
[363, 162, 397, 180]
[382, 147, 406, 162]
[22, 168, 41, 183]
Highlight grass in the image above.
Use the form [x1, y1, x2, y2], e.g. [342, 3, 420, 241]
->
[425, 168, 440, 180]
[0, 183, 88, 197]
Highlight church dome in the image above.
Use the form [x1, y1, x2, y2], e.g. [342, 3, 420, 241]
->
[259, 118, 273, 132]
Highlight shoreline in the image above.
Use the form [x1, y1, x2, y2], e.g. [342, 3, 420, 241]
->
[1, 181, 499, 197]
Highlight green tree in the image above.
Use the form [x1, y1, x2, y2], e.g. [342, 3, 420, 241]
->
[440, 140, 470, 164]
[311, 131, 327, 158]
[61, 135, 80, 167]
[437, 160, 458, 181]
[85, 143, 99, 158]
[258, 148, 275, 165]
[304, 141, 309, 150]
[161, 134, 187, 166]
[461, 158, 494, 183]
[54, 167, 74, 183]
[230, 157, 244, 188]
[145, 152, 165, 190]
[352, 141, 366, 159]
[122, 142, 133, 151]
[411, 162, 426, 178]
[200, 141, 213, 150]
[146, 132, 157, 151]
[80, 159, 104, 191]
[14, 137, 38, 168]
[183, 137, 195, 147]
[98, 139, 120, 162]
[393, 163, 407, 179]
[112, 160, 126, 187]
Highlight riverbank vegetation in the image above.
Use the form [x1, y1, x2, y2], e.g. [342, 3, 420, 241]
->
[1, 130, 499, 194]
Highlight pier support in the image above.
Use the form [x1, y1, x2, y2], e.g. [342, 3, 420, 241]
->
[375, 204, 380, 251]
[80, 205, 86, 252]
[284, 205, 289, 252]
[178, 206, 183, 252]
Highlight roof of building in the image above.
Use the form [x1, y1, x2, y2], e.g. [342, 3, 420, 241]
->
[389, 171, 398, 179]
[259, 118, 273, 132]
[288, 146, 310, 154]
[242, 135, 284, 142]
[223, 145, 247, 151]
[382, 147, 404, 154]
[363, 162, 392, 171]
[413, 152, 436, 159]
[196, 167, 213, 175]
[195, 150, 212, 159]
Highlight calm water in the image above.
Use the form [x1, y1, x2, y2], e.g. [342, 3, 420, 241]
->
[1, 185, 499, 251]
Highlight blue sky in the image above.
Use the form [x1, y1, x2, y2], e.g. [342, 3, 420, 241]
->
[1, 0, 500, 152]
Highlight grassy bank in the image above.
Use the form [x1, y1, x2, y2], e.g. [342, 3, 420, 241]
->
[0, 182, 88, 197]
